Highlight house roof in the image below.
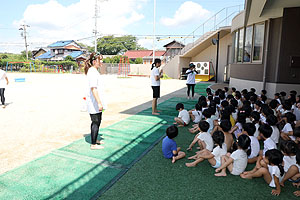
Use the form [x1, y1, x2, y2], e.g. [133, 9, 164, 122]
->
[32, 48, 48, 57]
[124, 50, 165, 59]
[48, 40, 82, 48]
[65, 51, 84, 59]
[36, 51, 54, 59]
[163, 40, 185, 48]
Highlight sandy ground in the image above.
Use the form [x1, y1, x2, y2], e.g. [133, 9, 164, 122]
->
[0, 73, 190, 175]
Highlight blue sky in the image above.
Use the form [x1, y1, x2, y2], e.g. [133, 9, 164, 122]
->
[0, 0, 245, 53]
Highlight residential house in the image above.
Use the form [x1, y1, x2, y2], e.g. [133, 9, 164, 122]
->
[32, 48, 48, 59]
[124, 50, 166, 64]
[36, 40, 86, 61]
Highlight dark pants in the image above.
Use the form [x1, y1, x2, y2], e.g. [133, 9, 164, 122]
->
[89, 112, 102, 145]
[0, 88, 5, 105]
[187, 84, 195, 97]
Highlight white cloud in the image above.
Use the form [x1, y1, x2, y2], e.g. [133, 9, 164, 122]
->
[160, 1, 210, 28]
[9, 0, 146, 53]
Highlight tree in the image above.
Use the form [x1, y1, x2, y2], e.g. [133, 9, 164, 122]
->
[1, 54, 8, 59]
[96, 35, 146, 55]
[21, 50, 32, 59]
[135, 57, 143, 64]
[65, 55, 74, 61]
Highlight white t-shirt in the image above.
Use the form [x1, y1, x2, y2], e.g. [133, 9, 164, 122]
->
[86, 67, 107, 114]
[268, 165, 284, 188]
[263, 138, 277, 155]
[233, 122, 243, 139]
[282, 123, 295, 140]
[294, 108, 300, 121]
[197, 132, 213, 151]
[283, 155, 297, 172]
[0, 69, 7, 88]
[230, 149, 248, 175]
[271, 126, 280, 144]
[249, 136, 260, 159]
[212, 143, 227, 164]
[186, 69, 196, 84]
[178, 109, 190, 124]
[150, 67, 160, 86]
[192, 110, 202, 123]
[205, 118, 213, 134]
[254, 123, 260, 138]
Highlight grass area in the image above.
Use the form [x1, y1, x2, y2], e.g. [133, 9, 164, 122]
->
[100, 83, 297, 200]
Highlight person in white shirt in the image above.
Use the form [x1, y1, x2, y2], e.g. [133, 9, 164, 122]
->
[189, 103, 202, 124]
[242, 123, 260, 164]
[259, 124, 277, 156]
[215, 134, 251, 177]
[241, 149, 284, 196]
[0, 69, 9, 108]
[281, 112, 296, 141]
[266, 115, 280, 144]
[186, 131, 227, 168]
[85, 53, 106, 150]
[174, 103, 190, 127]
[150, 59, 163, 115]
[185, 63, 198, 99]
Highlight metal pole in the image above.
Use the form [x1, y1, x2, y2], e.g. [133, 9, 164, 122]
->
[23, 25, 29, 60]
[215, 32, 220, 83]
[94, 0, 98, 53]
[152, 0, 156, 63]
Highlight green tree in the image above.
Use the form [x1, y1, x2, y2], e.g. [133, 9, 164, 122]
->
[21, 50, 32, 59]
[134, 57, 143, 64]
[1, 54, 8, 59]
[65, 55, 74, 61]
[96, 35, 146, 55]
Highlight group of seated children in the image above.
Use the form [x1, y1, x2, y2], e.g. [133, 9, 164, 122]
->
[162, 87, 300, 196]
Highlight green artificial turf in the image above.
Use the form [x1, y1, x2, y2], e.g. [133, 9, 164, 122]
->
[99, 83, 298, 200]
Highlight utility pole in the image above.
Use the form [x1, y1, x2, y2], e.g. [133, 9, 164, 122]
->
[94, 0, 98, 53]
[19, 24, 30, 60]
[152, 0, 156, 63]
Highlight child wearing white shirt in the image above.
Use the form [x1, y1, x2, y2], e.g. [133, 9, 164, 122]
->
[259, 124, 277, 156]
[242, 123, 260, 164]
[186, 121, 213, 151]
[189, 103, 202, 124]
[281, 112, 296, 141]
[241, 149, 284, 196]
[215, 134, 251, 177]
[266, 114, 280, 144]
[174, 103, 190, 127]
[186, 131, 227, 168]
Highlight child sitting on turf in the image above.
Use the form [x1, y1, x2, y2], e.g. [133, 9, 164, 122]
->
[280, 140, 300, 187]
[280, 112, 296, 141]
[185, 131, 227, 168]
[230, 110, 246, 139]
[242, 123, 260, 163]
[266, 114, 280, 144]
[259, 124, 277, 156]
[162, 125, 186, 163]
[174, 103, 190, 127]
[250, 111, 260, 138]
[241, 149, 284, 196]
[189, 103, 202, 124]
[187, 121, 213, 152]
[214, 134, 251, 177]
[213, 119, 233, 152]
[189, 109, 212, 134]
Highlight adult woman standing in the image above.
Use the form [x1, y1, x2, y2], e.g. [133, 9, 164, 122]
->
[186, 63, 198, 99]
[150, 58, 163, 115]
[0, 68, 9, 108]
[85, 53, 106, 150]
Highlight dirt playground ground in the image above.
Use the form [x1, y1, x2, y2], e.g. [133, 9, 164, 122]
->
[0, 73, 191, 175]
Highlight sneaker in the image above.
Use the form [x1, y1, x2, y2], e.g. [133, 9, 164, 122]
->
[187, 96, 190, 100]
[90, 144, 104, 150]
[2, 105, 5, 108]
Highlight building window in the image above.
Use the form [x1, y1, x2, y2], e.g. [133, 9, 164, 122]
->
[237, 28, 244, 62]
[243, 26, 253, 62]
[253, 23, 264, 62]
[233, 31, 238, 63]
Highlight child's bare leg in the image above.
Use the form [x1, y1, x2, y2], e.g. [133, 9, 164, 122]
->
[241, 167, 272, 184]
[207, 157, 217, 167]
[243, 156, 263, 175]
[281, 165, 299, 187]
[247, 156, 258, 164]
[172, 151, 186, 163]
[174, 117, 185, 127]
[215, 155, 229, 177]
[185, 157, 204, 167]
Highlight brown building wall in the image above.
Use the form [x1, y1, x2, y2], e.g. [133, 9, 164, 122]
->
[230, 63, 264, 81]
[277, 7, 300, 84]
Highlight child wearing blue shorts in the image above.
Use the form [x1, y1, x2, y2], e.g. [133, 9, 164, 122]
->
[162, 125, 186, 163]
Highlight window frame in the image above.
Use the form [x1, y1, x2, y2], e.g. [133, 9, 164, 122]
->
[252, 22, 265, 63]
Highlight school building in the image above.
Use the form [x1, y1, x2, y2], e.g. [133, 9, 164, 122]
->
[164, 0, 300, 97]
